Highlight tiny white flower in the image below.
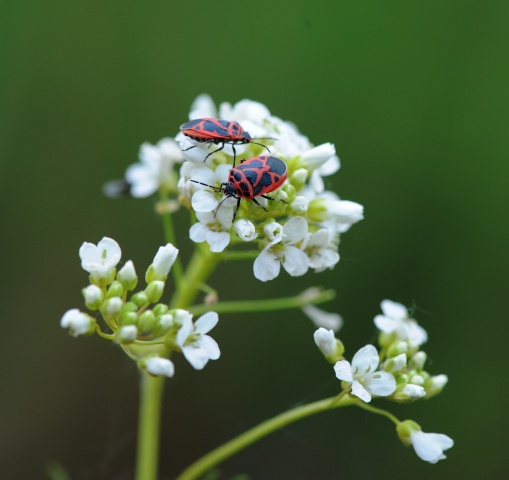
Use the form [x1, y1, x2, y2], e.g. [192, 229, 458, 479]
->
[313, 328, 344, 362]
[374, 300, 428, 346]
[233, 219, 257, 241]
[176, 311, 220, 370]
[189, 209, 233, 253]
[147, 243, 179, 282]
[392, 384, 426, 402]
[334, 344, 396, 402]
[253, 217, 309, 282]
[79, 237, 121, 285]
[304, 228, 340, 272]
[425, 374, 449, 398]
[190, 164, 234, 213]
[303, 304, 343, 332]
[291, 195, 309, 213]
[410, 430, 454, 464]
[60, 309, 94, 337]
[145, 357, 175, 378]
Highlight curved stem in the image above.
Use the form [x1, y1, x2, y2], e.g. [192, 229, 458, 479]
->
[175, 395, 356, 480]
[354, 400, 401, 425]
[188, 288, 336, 317]
[135, 373, 166, 480]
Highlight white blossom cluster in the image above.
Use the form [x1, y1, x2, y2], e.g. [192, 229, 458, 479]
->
[314, 299, 453, 464]
[60, 237, 220, 376]
[119, 94, 364, 282]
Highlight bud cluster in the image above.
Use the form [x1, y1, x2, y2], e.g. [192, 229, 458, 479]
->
[60, 237, 220, 376]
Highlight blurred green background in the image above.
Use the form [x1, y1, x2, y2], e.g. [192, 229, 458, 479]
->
[2, 1, 508, 479]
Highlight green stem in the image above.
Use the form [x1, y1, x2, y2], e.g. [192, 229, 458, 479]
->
[188, 288, 336, 317]
[135, 373, 166, 480]
[354, 400, 401, 425]
[170, 247, 222, 309]
[159, 192, 184, 288]
[223, 250, 260, 261]
[175, 395, 356, 480]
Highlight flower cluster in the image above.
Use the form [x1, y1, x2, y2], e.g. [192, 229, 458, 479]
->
[60, 237, 220, 376]
[314, 299, 453, 463]
[118, 94, 364, 282]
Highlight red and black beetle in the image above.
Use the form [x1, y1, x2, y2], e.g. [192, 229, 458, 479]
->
[180, 118, 272, 163]
[191, 155, 288, 221]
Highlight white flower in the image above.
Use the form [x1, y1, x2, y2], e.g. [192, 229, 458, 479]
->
[300, 143, 340, 193]
[190, 164, 234, 213]
[374, 300, 428, 346]
[145, 357, 175, 378]
[233, 219, 257, 241]
[253, 217, 309, 282]
[313, 328, 337, 356]
[147, 243, 179, 282]
[60, 309, 94, 337]
[126, 138, 184, 197]
[309, 193, 364, 232]
[79, 237, 121, 285]
[303, 304, 343, 332]
[334, 344, 396, 402]
[410, 430, 454, 464]
[176, 311, 220, 370]
[189, 209, 233, 253]
[304, 228, 340, 272]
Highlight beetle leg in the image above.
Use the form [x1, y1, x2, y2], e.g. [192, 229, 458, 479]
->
[260, 194, 288, 204]
[204, 142, 225, 162]
[251, 197, 268, 212]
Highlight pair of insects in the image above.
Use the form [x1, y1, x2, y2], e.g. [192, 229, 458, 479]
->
[180, 118, 288, 220]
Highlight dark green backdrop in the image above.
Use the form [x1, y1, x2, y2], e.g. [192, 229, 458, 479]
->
[2, 2, 508, 479]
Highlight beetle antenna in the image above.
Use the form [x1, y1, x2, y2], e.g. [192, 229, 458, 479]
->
[190, 179, 222, 192]
[250, 141, 272, 153]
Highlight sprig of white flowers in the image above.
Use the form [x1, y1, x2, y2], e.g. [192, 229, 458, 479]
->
[61, 237, 220, 376]
[314, 299, 453, 463]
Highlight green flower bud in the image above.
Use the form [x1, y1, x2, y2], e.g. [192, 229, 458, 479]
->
[145, 281, 165, 304]
[387, 340, 409, 358]
[153, 303, 169, 316]
[107, 281, 124, 298]
[396, 420, 421, 445]
[119, 311, 138, 326]
[409, 351, 427, 370]
[82, 284, 103, 311]
[392, 384, 426, 403]
[132, 291, 149, 307]
[153, 313, 174, 337]
[424, 374, 448, 399]
[290, 168, 308, 190]
[121, 301, 138, 313]
[117, 260, 138, 291]
[138, 310, 156, 332]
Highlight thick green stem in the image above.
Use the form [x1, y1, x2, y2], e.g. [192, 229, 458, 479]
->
[175, 395, 356, 480]
[169, 247, 222, 309]
[188, 288, 336, 317]
[135, 373, 166, 480]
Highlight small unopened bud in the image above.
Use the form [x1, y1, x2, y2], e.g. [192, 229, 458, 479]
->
[82, 285, 103, 310]
[142, 356, 175, 377]
[146, 244, 179, 283]
[107, 281, 124, 298]
[103, 297, 123, 319]
[153, 313, 173, 337]
[117, 260, 138, 291]
[131, 291, 149, 307]
[145, 281, 165, 304]
[409, 351, 427, 370]
[392, 384, 426, 403]
[116, 325, 138, 344]
[424, 374, 448, 399]
[153, 304, 169, 316]
[60, 309, 96, 337]
[387, 340, 409, 358]
[313, 328, 344, 363]
[119, 311, 138, 326]
[138, 310, 156, 332]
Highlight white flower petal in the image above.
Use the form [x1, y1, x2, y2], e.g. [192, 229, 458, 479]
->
[351, 380, 372, 402]
[281, 246, 309, 277]
[189, 222, 209, 243]
[199, 335, 221, 360]
[206, 231, 230, 253]
[364, 371, 397, 397]
[146, 357, 175, 378]
[304, 305, 343, 331]
[351, 344, 380, 375]
[313, 328, 337, 356]
[189, 94, 217, 119]
[373, 314, 400, 333]
[381, 299, 408, 319]
[194, 312, 219, 334]
[411, 431, 454, 464]
[192, 190, 219, 212]
[253, 249, 281, 282]
[282, 217, 308, 244]
[334, 360, 353, 382]
[176, 316, 193, 347]
[182, 345, 210, 370]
